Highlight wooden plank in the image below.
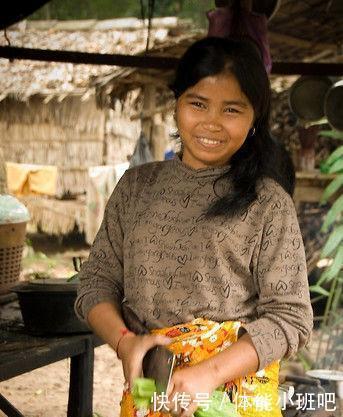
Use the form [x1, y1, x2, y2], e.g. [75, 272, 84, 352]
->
[0, 333, 102, 382]
[0, 336, 87, 381]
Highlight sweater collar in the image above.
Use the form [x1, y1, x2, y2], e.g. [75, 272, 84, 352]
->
[172, 152, 231, 179]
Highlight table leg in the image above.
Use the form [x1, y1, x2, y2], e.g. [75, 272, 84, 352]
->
[0, 394, 25, 417]
[67, 338, 94, 417]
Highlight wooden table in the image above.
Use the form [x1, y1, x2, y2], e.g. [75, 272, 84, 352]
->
[0, 316, 103, 417]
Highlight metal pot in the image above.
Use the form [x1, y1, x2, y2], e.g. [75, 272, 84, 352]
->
[289, 76, 333, 121]
[306, 369, 343, 401]
[12, 278, 90, 335]
[324, 79, 343, 131]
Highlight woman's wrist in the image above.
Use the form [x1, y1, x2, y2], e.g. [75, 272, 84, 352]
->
[115, 328, 135, 359]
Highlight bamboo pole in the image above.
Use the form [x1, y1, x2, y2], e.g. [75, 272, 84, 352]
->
[0, 147, 7, 194]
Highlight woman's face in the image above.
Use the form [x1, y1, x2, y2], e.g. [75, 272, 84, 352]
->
[175, 72, 255, 169]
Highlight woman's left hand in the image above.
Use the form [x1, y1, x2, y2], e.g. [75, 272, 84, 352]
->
[166, 362, 218, 416]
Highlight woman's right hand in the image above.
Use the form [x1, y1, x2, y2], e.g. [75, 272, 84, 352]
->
[117, 333, 172, 389]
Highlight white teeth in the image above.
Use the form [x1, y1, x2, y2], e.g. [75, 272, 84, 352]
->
[198, 137, 222, 145]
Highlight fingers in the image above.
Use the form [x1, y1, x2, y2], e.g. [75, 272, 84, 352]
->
[121, 334, 173, 393]
[125, 334, 171, 389]
[147, 333, 173, 348]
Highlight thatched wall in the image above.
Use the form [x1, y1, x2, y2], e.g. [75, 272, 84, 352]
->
[0, 95, 139, 196]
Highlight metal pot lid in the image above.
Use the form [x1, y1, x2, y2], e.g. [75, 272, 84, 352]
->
[306, 369, 343, 381]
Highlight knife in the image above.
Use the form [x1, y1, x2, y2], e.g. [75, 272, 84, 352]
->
[142, 345, 176, 395]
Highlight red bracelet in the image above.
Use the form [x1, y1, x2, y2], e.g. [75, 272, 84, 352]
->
[115, 327, 135, 359]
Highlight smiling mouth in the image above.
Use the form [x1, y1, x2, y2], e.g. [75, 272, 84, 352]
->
[195, 136, 225, 147]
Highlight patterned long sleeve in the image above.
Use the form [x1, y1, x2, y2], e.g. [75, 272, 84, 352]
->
[75, 154, 313, 372]
[74, 170, 131, 322]
[240, 183, 314, 370]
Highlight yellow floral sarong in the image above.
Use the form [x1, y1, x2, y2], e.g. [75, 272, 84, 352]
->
[120, 318, 282, 417]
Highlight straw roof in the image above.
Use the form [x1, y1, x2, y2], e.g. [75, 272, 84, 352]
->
[2, 1, 341, 103]
[0, 17, 192, 101]
[93, 0, 343, 106]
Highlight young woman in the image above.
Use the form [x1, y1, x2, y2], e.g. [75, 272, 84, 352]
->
[75, 37, 313, 417]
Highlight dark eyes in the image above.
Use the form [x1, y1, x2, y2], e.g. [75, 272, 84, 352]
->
[224, 107, 240, 114]
[190, 101, 240, 114]
[190, 101, 205, 109]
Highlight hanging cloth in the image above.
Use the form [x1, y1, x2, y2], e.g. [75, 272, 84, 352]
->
[207, 6, 272, 74]
[129, 131, 154, 169]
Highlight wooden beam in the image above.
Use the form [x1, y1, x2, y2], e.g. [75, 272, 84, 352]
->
[1, 46, 343, 75]
[0, 46, 178, 69]
[271, 61, 343, 76]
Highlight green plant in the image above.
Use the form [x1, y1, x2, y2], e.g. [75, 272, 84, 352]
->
[309, 129, 343, 364]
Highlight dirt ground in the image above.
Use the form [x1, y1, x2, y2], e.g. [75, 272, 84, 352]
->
[1, 233, 125, 417]
[0, 345, 124, 417]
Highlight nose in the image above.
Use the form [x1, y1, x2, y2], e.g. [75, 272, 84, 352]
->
[201, 111, 222, 132]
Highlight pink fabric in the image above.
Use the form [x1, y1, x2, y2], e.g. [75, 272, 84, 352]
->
[207, 7, 272, 73]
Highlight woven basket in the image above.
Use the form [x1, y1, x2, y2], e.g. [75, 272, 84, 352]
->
[0, 222, 27, 294]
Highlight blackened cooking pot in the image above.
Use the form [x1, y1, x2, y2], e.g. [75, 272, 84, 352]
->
[12, 277, 90, 335]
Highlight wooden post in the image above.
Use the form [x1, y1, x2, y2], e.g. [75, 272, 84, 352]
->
[152, 124, 168, 161]
[142, 84, 156, 158]
[67, 338, 94, 417]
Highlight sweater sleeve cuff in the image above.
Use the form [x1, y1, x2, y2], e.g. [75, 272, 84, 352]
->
[239, 317, 288, 371]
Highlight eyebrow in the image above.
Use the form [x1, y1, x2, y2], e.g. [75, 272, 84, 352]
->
[185, 93, 249, 108]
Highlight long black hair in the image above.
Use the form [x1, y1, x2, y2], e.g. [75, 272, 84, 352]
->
[169, 37, 295, 218]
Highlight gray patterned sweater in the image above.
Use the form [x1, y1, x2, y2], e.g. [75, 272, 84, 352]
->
[75, 153, 313, 370]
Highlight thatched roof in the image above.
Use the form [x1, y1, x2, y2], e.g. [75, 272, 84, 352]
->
[0, 17, 192, 101]
[93, 0, 342, 107]
[93, 34, 199, 109]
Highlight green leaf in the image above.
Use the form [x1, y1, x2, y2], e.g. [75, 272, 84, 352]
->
[328, 158, 343, 174]
[310, 294, 326, 303]
[320, 246, 343, 281]
[320, 130, 343, 140]
[321, 194, 343, 232]
[320, 161, 330, 174]
[309, 284, 330, 297]
[321, 174, 343, 202]
[317, 268, 331, 285]
[321, 225, 343, 257]
[324, 146, 343, 167]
